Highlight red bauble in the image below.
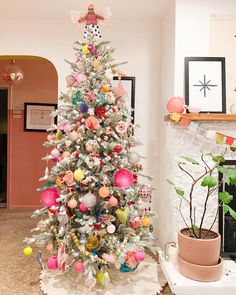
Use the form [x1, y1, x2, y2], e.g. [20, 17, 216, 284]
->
[114, 145, 122, 153]
[166, 96, 185, 113]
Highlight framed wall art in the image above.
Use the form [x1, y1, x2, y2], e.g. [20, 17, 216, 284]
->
[185, 57, 226, 113]
[113, 76, 135, 123]
[24, 102, 57, 132]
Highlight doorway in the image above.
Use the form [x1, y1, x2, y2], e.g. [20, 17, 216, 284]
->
[0, 89, 8, 207]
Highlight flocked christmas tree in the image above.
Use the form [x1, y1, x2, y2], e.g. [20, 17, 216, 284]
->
[24, 4, 156, 289]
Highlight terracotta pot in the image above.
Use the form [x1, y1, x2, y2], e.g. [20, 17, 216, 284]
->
[178, 255, 223, 282]
[178, 228, 221, 266]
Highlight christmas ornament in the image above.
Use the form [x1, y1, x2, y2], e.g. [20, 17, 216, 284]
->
[79, 203, 88, 212]
[47, 134, 56, 142]
[68, 198, 78, 209]
[56, 131, 63, 140]
[125, 250, 138, 269]
[47, 256, 58, 270]
[72, 91, 82, 105]
[187, 104, 201, 113]
[2, 59, 24, 86]
[129, 218, 140, 229]
[86, 235, 99, 250]
[85, 116, 100, 130]
[114, 145, 122, 153]
[40, 188, 59, 207]
[82, 44, 90, 54]
[98, 186, 109, 198]
[74, 169, 85, 182]
[63, 170, 74, 186]
[79, 103, 89, 113]
[76, 73, 87, 83]
[114, 169, 134, 188]
[108, 196, 118, 207]
[166, 96, 185, 113]
[85, 155, 100, 169]
[93, 60, 101, 69]
[88, 44, 94, 52]
[46, 243, 53, 252]
[23, 246, 33, 256]
[115, 121, 127, 134]
[107, 224, 116, 233]
[115, 207, 129, 224]
[61, 151, 71, 159]
[82, 192, 97, 207]
[127, 151, 140, 164]
[95, 106, 106, 118]
[97, 271, 110, 285]
[101, 84, 110, 93]
[134, 251, 145, 262]
[73, 261, 85, 273]
[51, 148, 60, 158]
[87, 90, 95, 100]
[66, 75, 76, 86]
[69, 130, 79, 141]
[141, 217, 151, 227]
[86, 145, 94, 152]
[138, 185, 152, 202]
[97, 93, 105, 105]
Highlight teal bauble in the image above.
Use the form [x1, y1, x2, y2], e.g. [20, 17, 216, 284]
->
[72, 91, 82, 105]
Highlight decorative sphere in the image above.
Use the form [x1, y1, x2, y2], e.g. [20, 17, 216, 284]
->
[74, 169, 85, 182]
[47, 256, 58, 270]
[101, 84, 110, 93]
[46, 243, 53, 252]
[230, 103, 236, 114]
[69, 130, 79, 141]
[47, 134, 56, 142]
[82, 44, 90, 54]
[23, 246, 33, 256]
[79, 103, 89, 113]
[127, 151, 140, 164]
[86, 145, 94, 152]
[66, 75, 76, 86]
[138, 185, 152, 202]
[166, 96, 185, 113]
[142, 217, 151, 227]
[68, 199, 78, 209]
[2, 62, 24, 85]
[79, 203, 88, 212]
[114, 145, 122, 153]
[114, 169, 134, 188]
[51, 148, 60, 158]
[88, 44, 94, 52]
[188, 104, 201, 113]
[108, 197, 118, 207]
[82, 192, 97, 208]
[134, 251, 145, 262]
[86, 235, 99, 250]
[40, 188, 59, 207]
[98, 186, 110, 198]
[73, 261, 85, 273]
[107, 224, 116, 234]
[62, 151, 71, 158]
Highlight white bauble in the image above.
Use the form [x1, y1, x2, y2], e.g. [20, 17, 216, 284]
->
[81, 192, 97, 207]
[107, 224, 116, 234]
[127, 151, 140, 164]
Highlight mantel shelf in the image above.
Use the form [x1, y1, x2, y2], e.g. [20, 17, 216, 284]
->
[164, 113, 236, 122]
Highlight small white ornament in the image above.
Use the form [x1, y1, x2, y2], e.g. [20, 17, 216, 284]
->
[107, 224, 116, 234]
[127, 151, 140, 164]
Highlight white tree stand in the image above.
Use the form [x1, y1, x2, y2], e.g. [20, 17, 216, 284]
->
[40, 255, 166, 295]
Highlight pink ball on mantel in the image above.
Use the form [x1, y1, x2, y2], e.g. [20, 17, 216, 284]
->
[79, 203, 88, 212]
[73, 261, 85, 273]
[114, 169, 134, 188]
[134, 251, 145, 262]
[166, 96, 185, 113]
[47, 256, 58, 270]
[108, 197, 118, 207]
[40, 188, 59, 207]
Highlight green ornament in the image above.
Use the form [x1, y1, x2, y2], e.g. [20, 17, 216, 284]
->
[72, 91, 82, 105]
[95, 181, 101, 188]
[97, 93, 105, 106]
[39, 182, 55, 191]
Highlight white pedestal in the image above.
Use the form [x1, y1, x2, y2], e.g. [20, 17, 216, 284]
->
[40, 255, 166, 295]
[159, 251, 236, 295]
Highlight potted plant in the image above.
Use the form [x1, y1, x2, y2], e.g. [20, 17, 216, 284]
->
[167, 148, 236, 282]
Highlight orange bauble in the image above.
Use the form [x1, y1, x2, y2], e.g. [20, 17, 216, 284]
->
[98, 186, 110, 198]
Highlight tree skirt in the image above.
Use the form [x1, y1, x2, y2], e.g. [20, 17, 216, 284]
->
[40, 255, 167, 295]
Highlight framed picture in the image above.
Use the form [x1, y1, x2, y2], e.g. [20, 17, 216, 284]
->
[185, 57, 226, 113]
[113, 76, 135, 123]
[24, 102, 57, 132]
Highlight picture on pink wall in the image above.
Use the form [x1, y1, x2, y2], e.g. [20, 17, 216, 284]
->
[24, 103, 57, 132]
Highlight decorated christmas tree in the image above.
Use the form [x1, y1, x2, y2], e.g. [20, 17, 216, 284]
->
[24, 4, 156, 290]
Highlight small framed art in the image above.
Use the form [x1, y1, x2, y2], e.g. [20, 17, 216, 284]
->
[24, 102, 57, 132]
[185, 57, 226, 113]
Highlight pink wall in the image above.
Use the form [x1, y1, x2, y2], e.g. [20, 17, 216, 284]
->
[0, 57, 58, 208]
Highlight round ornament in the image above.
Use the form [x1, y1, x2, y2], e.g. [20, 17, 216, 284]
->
[2, 61, 24, 85]
[68, 199, 78, 209]
[51, 148, 60, 158]
[108, 196, 118, 207]
[88, 44, 94, 52]
[69, 130, 79, 141]
[86, 145, 94, 152]
[79, 203, 88, 212]
[82, 192, 97, 208]
[47, 256, 58, 270]
[107, 224, 116, 234]
[86, 235, 99, 250]
[79, 103, 89, 113]
[47, 134, 56, 142]
[23, 246, 33, 256]
[40, 188, 59, 207]
[187, 104, 201, 113]
[127, 151, 140, 164]
[134, 251, 145, 262]
[101, 84, 110, 93]
[85, 116, 100, 131]
[61, 151, 71, 159]
[98, 186, 109, 198]
[66, 75, 76, 86]
[73, 261, 85, 273]
[166, 96, 185, 113]
[114, 169, 134, 188]
[114, 145, 122, 153]
[82, 44, 90, 54]
[138, 185, 152, 202]
[56, 131, 63, 140]
[74, 169, 85, 182]
[141, 217, 151, 227]
[46, 243, 53, 252]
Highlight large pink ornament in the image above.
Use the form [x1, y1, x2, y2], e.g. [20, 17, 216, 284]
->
[47, 256, 58, 270]
[73, 261, 85, 273]
[114, 169, 134, 188]
[166, 96, 185, 113]
[40, 188, 59, 207]
[134, 251, 145, 262]
[85, 116, 100, 131]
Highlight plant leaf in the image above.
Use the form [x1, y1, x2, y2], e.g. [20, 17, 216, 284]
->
[180, 156, 199, 165]
[219, 191, 233, 205]
[201, 176, 217, 188]
[166, 179, 174, 186]
[230, 146, 236, 152]
[209, 154, 225, 163]
[223, 204, 236, 220]
[230, 173, 236, 186]
[175, 188, 185, 197]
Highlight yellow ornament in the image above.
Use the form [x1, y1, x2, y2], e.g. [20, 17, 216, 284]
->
[142, 217, 151, 227]
[74, 169, 85, 182]
[97, 271, 110, 285]
[93, 60, 101, 69]
[101, 84, 110, 93]
[82, 44, 90, 54]
[56, 131, 63, 140]
[86, 235, 100, 250]
[98, 186, 110, 198]
[56, 177, 64, 186]
[115, 207, 129, 225]
[62, 151, 71, 159]
[23, 246, 33, 256]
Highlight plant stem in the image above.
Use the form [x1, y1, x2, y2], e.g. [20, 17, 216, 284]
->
[203, 202, 222, 239]
[178, 164, 195, 182]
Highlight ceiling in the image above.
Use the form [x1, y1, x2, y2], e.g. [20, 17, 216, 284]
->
[0, 0, 169, 20]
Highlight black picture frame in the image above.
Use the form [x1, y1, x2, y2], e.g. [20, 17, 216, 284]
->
[24, 102, 57, 132]
[185, 57, 226, 113]
[113, 76, 135, 123]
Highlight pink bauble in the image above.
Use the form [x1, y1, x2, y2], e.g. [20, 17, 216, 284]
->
[166, 96, 185, 113]
[51, 148, 60, 158]
[40, 188, 59, 207]
[47, 256, 58, 270]
[69, 130, 79, 141]
[108, 197, 118, 207]
[134, 251, 145, 262]
[79, 203, 88, 212]
[47, 134, 56, 142]
[66, 75, 76, 86]
[114, 169, 134, 188]
[73, 261, 85, 273]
